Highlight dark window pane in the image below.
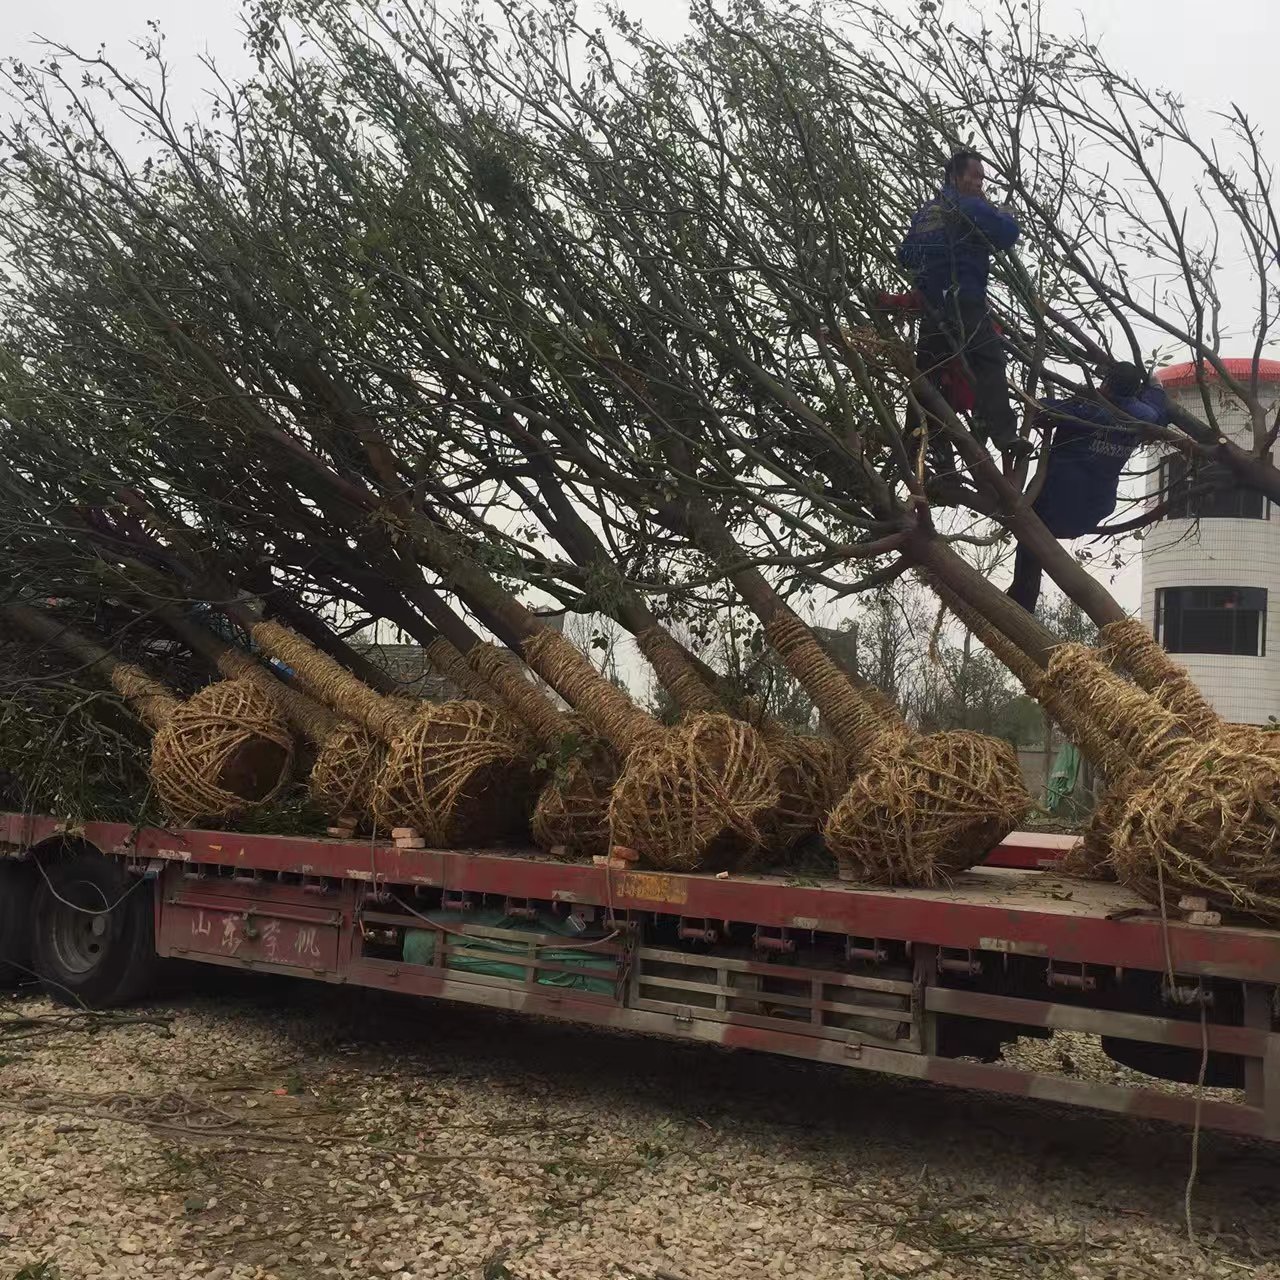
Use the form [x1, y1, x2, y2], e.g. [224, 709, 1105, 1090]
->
[1160, 455, 1269, 520]
[1154, 587, 1267, 656]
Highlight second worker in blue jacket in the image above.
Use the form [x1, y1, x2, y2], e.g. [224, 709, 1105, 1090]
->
[1007, 363, 1173, 613]
[898, 151, 1027, 463]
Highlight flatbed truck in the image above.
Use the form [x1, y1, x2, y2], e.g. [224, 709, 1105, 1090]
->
[1, 812, 1276, 1142]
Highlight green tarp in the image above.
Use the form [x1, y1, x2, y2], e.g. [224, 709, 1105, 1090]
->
[402, 908, 615, 995]
[1046, 741, 1081, 813]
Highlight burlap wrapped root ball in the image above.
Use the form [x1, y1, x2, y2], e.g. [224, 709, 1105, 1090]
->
[1045, 643, 1185, 772]
[609, 713, 781, 871]
[150, 679, 295, 824]
[532, 729, 621, 860]
[1061, 783, 1133, 881]
[375, 700, 536, 846]
[824, 730, 1030, 886]
[1111, 731, 1280, 922]
[760, 732, 848, 857]
[309, 723, 387, 828]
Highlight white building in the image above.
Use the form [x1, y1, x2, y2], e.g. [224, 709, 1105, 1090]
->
[1140, 358, 1280, 724]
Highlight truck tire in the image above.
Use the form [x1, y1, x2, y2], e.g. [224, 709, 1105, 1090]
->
[0, 859, 37, 986]
[30, 852, 157, 1008]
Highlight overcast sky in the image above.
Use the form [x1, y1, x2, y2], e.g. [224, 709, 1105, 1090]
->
[2, 0, 1276, 619]
[5, 0, 1274, 148]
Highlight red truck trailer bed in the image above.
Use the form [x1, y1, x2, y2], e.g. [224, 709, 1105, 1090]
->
[2, 813, 1277, 1142]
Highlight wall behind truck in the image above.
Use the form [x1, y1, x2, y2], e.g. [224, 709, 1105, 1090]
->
[1141, 361, 1280, 725]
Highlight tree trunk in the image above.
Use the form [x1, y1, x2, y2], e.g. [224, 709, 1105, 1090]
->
[906, 531, 1065, 667]
[0, 602, 178, 730]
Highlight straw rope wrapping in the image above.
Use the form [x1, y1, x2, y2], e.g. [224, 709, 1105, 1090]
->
[758, 726, 848, 855]
[425, 637, 515, 716]
[374, 700, 535, 846]
[531, 722, 622, 860]
[921, 574, 1132, 778]
[1110, 729, 1280, 921]
[1044, 644, 1186, 772]
[465, 643, 565, 744]
[609, 713, 781, 870]
[1059, 694, 1241, 886]
[639, 622, 845, 854]
[250, 619, 413, 742]
[109, 663, 180, 731]
[639, 621, 855, 851]
[309, 723, 387, 826]
[462, 648, 617, 858]
[1101, 618, 1220, 737]
[633, 625, 722, 716]
[149, 680, 295, 824]
[522, 630, 663, 754]
[763, 611, 890, 760]
[208, 645, 377, 822]
[1062, 782, 1131, 881]
[824, 731, 1030, 886]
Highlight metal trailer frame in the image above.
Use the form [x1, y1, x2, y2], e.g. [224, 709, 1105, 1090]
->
[3, 814, 1276, 1141]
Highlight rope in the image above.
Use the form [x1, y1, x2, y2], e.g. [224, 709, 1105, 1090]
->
[213, 647, 337, 742]
[608, 712, 779, 870]
[109, 663, 179, 731]
[374, 700, 534, 844]
[531, 736, 621, 859]
[250, 619, 414, 742]
[633, 626, 722, 715]
[824, 730, 1029, 885]
[149, 680, 295, 823]
[423, 637, 509, 712]
[522, 630, 663, 754]
[309, 723, 386, 825]
[1043, 644, 1185, 772]
[922, 575, 1131, 779]
[466, 643, 569, 743]
[763, 611, 888, 760]
[1100, 618, 1220, 736]
[1110, 732, 1280, 923]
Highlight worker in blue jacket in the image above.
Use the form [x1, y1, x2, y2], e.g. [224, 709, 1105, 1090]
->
[898, 151, 1028, 462]
[1007, 363, 1173, 613]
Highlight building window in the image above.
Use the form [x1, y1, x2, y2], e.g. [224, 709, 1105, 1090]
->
[1155, 587, 1267, 656]
[1159, 454, 1268, 520]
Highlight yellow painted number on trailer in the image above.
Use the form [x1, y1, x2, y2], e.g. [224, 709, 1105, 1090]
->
[619, 872, 688, 906]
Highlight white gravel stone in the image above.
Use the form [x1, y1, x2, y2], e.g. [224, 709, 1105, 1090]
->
[2, 988, 1278, 1280]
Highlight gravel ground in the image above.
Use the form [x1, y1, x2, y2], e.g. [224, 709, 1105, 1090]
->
[2, 975, 1278, 1280]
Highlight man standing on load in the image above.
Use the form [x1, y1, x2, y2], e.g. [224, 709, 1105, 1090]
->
[898, 151, 1031, 466]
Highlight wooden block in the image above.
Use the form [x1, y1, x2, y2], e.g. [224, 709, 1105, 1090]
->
[1183, 910, 1221, 926]
[609, 845, 640, 863]
[548, 845, 569, 859]
[1177, 895, 1209, 913]
[326, 826, 356, 838]
[394, 837, 426, 850]
[591, 855, 627, 869]
[391, 827, 420, 840]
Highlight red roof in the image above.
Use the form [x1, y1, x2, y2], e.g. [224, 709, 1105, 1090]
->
[1156, 357, 1280, 390]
